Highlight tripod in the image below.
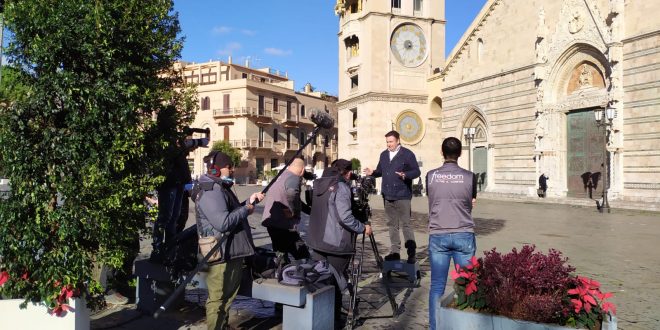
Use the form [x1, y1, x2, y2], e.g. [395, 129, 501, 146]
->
[346, 232, 398, 329]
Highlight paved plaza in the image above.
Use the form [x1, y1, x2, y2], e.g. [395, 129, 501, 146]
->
[91, 185, 660, 330]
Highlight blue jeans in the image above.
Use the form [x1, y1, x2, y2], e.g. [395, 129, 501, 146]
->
[152, 185, 184, 250]
[428, 232, 476, 330]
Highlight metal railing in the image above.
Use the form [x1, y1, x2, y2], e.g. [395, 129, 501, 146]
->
[213, 107, 273, 118]
[230, 139, 273, 149]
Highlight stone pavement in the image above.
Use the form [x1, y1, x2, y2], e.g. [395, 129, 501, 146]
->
[91, 185, 660, 330]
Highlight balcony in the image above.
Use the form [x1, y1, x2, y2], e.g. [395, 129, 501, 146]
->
[282, 114, 299, 127]
[213, 107, 273, 120]
[230, 139, 273, 149]
[286, 142, 300, 151]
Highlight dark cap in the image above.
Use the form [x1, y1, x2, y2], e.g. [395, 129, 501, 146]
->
[332, 159, 352, 172]
[204, 151, 233, 169]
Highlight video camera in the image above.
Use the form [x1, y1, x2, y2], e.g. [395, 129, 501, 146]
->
[183, 127, 211, 149]
[350, 174, 376, 223]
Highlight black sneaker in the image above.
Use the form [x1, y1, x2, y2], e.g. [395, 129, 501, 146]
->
[384, 253, 400, 261]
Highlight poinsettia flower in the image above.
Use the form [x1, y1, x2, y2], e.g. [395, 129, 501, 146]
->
[598, 291, 613, 300]
[465, 281, 478, 296]
[601, 301, 617, 315]
[571, 298, 582, 313]
[20, 272, 29, 280]
[450, 269, 460, 280]
[50, 303, 72, 317]
[0, 271, 9, 286]
[465, 256, 479, 270]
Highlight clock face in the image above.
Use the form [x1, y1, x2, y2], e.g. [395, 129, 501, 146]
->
[396, 110, 425, 144]
[390, 24, 427, 68]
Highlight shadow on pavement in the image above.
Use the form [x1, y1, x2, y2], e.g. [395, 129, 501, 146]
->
[474, 218, 506, 236]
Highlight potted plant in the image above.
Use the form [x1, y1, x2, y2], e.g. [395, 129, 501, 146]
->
[438, 245, 616, 330]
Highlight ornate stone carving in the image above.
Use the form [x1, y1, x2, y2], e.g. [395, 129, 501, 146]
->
[568, 9, 584, 34]
[578, 64, 593, 88]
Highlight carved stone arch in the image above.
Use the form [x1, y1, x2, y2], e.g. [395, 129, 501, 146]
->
[456, 106, 490, 142]
[545, 43, 610, 104]
[430, 96, 442, 114]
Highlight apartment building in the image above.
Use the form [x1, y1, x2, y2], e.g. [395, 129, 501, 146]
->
[177, 59, 338, 183]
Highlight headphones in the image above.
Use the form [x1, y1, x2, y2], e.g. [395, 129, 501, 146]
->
[207, 151, 222, 177]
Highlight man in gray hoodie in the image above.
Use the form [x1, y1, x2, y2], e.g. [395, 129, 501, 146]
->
[426, 137, 477, 330]
[194, 151, 263, 330]
[307, 159, 372, 324]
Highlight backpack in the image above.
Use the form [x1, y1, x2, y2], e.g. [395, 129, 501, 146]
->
[279, 259, 347, 292]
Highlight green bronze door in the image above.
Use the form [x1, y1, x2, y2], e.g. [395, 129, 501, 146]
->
[473, 146, 488, 191]
[567, 110, 605, 198]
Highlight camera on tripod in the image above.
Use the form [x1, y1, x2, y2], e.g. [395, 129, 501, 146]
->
[350, 174, 376, 224]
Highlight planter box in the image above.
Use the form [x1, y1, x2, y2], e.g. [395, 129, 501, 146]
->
[437, 291, 617, 330]
[0, 298, 90, 330]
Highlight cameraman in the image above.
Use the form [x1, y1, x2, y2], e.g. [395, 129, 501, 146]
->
[307, 159, 372, 324]
[150, 134, 208, 263]
[364, 130, 420, 263]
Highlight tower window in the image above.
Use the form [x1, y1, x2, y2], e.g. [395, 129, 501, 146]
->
[345, 35, 360, 58]
[350, 75, 359, 90]
[414, 0, 423, 12]
[391, 0, 401, 9]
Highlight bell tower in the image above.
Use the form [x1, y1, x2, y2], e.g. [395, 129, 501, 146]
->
[335, 0, 445, 170]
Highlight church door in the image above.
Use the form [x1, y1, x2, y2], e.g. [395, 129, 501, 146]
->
[567, 110, 605, 198]
[473, 146, 488, 191]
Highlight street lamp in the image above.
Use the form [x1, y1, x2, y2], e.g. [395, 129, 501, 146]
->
[593, 105, 615, 213]
[463, 127, 476, 172]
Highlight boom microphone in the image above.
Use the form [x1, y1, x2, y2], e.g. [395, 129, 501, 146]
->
[310, 109, 335, 129]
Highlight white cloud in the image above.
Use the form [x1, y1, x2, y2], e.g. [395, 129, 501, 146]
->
[217, 42, 242, 56]
[264, 47, 292, 56]
[241, 29, 257, 36]
[212, 26, 232, 35]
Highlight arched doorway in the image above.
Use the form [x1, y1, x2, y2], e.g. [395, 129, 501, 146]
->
[461, 107, 489, 191]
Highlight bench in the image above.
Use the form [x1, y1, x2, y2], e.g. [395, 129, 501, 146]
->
[252, 279, 334, 330]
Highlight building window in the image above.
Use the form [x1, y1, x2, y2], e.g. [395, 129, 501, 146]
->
[345, 35, 360, 58]
[273, 128, 279, 143]
[300, 105, 306, 117]
[391, 0, 401, 9]
[300, 130, 306, 145]
[258, 127, 265, 147]
[223, 94, 230, 112]
[258, 95, 265, 114]
[242, 73, 248, 79]
[201, 96, 210, 110]
[414, 0, 423, 12]
[351, 108, 357, 128]
[350, 75, 359, 90]
[270, 158, 278, 169]
[286, 101, 292, 118]
[286, 130, 291, 149]
[324, 135, 329, 147]
[350, 0, 362, 13]
[260, 77, 266, 83]
[273, 98, 279, 113]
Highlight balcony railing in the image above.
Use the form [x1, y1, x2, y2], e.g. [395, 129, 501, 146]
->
[213, 107, 273, 119]
[287, 142, 300, 151]
[284, 114, 298, 123]
[230, 139, 273, 149]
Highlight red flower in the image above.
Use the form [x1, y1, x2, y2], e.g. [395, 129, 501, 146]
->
[602, 301, 617, 315]
[465, 281, 478, 295]
[0, 271, 9, 286]
[20, 272, 29, 280]
[50, 303, 72, 317]
[571, 298, 583, 314]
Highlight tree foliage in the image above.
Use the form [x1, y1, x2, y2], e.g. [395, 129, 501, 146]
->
[0, 0, 196, 311]
[211, 140, 243, 168]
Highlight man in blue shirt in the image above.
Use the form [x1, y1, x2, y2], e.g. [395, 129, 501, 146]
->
[365, 130, 421, 263]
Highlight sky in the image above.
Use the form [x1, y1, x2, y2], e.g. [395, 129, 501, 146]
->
[173, 0, 487, 96]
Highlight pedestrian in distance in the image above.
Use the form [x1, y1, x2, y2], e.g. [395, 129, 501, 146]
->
[538, 173, 549, 198]
[364, 130, 421, 263]
[426, 137, 478, 330]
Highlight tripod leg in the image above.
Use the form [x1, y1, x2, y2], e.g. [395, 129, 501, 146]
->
[368, 233, 398, 316]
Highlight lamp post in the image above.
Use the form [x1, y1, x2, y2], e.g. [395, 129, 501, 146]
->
[463, 127, 476, 172]
[593, 105, 615, 213]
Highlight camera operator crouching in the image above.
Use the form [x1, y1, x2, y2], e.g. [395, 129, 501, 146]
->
[306, 159, 372, 326]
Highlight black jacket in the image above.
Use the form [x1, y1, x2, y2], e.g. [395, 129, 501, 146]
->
[372, 146, 421, 200]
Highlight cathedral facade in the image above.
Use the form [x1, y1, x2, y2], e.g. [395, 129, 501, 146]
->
[336, 0, 660, 203]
